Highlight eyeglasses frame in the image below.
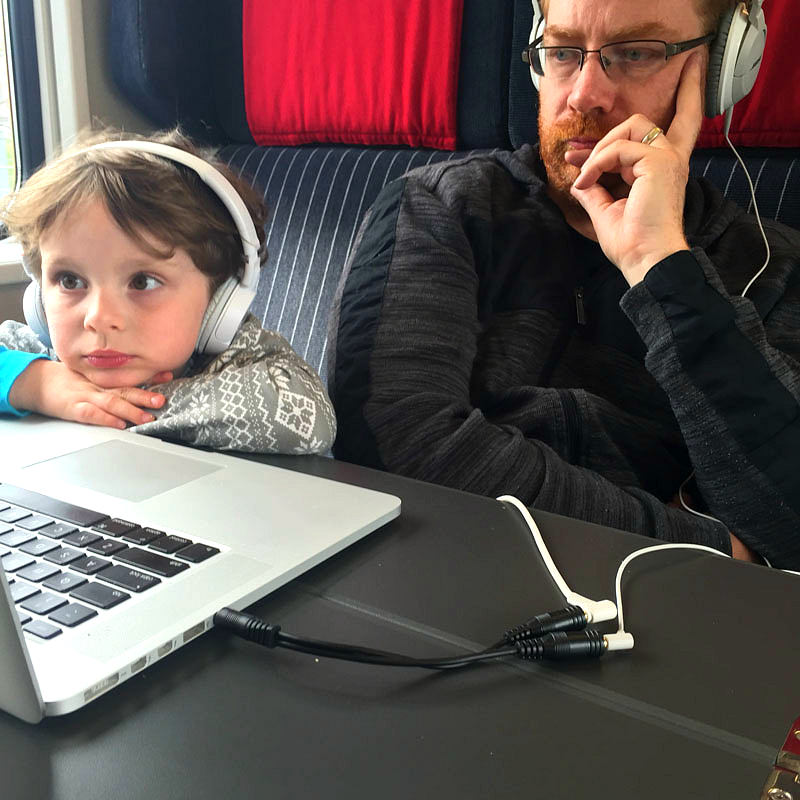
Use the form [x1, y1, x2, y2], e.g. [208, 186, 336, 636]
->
[521, 33, 716, 78]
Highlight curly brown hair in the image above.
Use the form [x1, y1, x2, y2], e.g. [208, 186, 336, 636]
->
[1, 128, 268, 293]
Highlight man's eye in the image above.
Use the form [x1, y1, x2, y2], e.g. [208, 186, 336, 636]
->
[552, 48, 577, 63]
[57, 272, 86, 290]
[620, 46, 659, 63]
[130, 273, 161, 291]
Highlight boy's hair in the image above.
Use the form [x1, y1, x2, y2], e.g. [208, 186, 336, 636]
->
[1, 128, 268, 293]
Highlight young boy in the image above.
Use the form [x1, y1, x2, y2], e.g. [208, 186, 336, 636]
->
[0, 129, 336, 454]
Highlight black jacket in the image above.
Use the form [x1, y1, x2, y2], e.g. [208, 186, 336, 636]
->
[328, 145, 800, 569]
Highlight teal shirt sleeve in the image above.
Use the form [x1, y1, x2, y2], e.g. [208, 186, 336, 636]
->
[0, 347, 50, 416]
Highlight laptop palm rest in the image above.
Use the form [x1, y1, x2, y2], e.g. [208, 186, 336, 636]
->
[22, 440, 221, 502]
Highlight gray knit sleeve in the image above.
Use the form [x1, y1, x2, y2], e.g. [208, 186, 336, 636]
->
[0, 320, 52, 355]
[132, 315, 336, 454]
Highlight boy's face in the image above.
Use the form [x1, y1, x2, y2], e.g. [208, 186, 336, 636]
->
[39, 198, 212, 388]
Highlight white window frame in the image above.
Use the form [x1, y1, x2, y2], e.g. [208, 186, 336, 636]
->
[0, 0, 90, 287]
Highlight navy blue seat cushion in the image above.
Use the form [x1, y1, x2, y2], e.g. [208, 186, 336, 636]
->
[219, 145, 497, 380]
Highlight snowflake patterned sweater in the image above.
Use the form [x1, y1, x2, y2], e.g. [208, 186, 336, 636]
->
[0, 314, 336, 454]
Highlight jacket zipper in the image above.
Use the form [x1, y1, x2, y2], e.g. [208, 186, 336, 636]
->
[575, 286, 586, 325]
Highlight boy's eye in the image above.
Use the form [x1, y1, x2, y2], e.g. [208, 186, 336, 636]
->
[130, 273, 162, 291]
[57, 272, 86, 290]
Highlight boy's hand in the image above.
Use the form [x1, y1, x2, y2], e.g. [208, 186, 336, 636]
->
[569, 54, 703, 285]
[8, 359, 171, 429]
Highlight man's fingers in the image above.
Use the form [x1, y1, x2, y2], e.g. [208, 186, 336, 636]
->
[570, 180, 617, 221]
[667, 52, 704, 158]
[573, 139, 655, 189]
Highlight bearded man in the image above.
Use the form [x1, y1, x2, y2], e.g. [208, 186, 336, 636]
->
[327, 0, 800, 570]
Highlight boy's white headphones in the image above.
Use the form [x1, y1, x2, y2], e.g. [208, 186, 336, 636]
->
[22, 140, 261, 355]
[527, 0, 767, 117]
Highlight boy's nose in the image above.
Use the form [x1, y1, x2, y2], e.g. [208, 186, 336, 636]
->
[83, 289, 125, 334]
[566, 54, 617, 116]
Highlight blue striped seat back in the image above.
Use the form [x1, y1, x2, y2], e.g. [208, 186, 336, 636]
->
[220, 145, 494, 380]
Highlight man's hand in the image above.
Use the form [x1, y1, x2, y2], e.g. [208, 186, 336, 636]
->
[569, 54, 704, 286]
[730, 532, 760, 563]
[668, 491, 761, 564]
[8, 359, 172, 429]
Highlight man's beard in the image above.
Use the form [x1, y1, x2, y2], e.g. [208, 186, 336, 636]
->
[538, 113, 614, 204]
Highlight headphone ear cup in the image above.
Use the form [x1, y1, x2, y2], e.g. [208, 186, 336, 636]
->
[195, 277, 246, 355]
[705, 5, 736, 117]
[22, 281, 52, 349]
[529, 0, 545, 92]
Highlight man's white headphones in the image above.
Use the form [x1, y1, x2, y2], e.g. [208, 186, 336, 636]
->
[23, 140, 261, 355]
[527, 0, 767, 117]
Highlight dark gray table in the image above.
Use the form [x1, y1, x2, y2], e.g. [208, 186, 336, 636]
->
[3, 455, 798, 799]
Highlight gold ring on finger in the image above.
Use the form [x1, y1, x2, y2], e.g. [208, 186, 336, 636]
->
[641, 126, 664, 146]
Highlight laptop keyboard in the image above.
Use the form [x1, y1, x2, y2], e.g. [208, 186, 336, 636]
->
[0, 483, 220, 641]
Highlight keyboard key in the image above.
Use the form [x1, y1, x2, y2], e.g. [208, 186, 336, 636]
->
[16, 514, 55, 531]
[0, 485, 108, 527]
[19, 537, 60, 557]
[93, 518, 140, 538]
[10, 581, 40, 603]
[122, 526, 164, 545]
[175, 543, 220, 563]
[71, 582, 129, 609]
[44, 546, 85, 566]
[49, 603, 97, 628]
[23, 620, 62, 639]
[0, 522, 13, 536]
[149, 535, 192, 554]
[17, 612, 32, 626]
[21, 591, 67, 615]
[71, 556, 112, 575]
[87, 538, 129, 557]
[0, 529, 36, 547]
[2, 552, 35, 572]
[16, 562, 62, 583]
[115, 548, 189, 577]
[39, 522, 78, 540]
[98, 565, 161, 593]
[43, 572, 87, 593]
[63, 530, 102, 548]
[0, 507, 31, 524]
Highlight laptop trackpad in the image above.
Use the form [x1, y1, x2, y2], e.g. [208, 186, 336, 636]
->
[22, 440, 222, 502]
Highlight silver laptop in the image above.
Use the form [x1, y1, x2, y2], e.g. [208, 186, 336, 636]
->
[0, 415, 400, 723]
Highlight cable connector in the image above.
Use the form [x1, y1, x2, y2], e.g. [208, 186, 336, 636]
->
[503, 605, 588, 643]
[515, 630, 606, 661]
[213, 608, 282, 647]
[569, 598, 617, 624]
[603, 632, 634, 652]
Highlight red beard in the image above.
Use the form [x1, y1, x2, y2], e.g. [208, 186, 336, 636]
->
[538, 113, 611, 201]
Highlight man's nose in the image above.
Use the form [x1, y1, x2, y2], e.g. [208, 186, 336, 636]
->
[566, 53, 616, 116]
[83, 288, 125, 333]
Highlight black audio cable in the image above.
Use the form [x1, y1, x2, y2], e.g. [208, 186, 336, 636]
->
[213, 608, 622, 669]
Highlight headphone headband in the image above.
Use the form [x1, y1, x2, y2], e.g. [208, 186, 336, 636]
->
[527, 0, 766, 118]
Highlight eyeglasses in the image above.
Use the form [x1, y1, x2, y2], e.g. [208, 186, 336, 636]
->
[521, 33, 715, 82]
